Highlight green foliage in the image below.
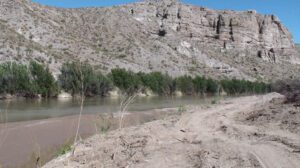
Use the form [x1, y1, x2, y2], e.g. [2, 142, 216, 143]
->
[193, 76, 207, 95]
[59, 62, 112, 96]
[59, 62, 91, 95]
[88, 72, 113, 96]
[176, 75, 194, 95]
[178, 104, 187, 114]
[211, 95, 221, 104]
[57, 144, 72, 156]
[0, 62, 32, 94]
[109, 68, 142, 94]
[0, 61, 58, 97]
[108, 68, 270, 96]
[29, 61, 58, 97]
[206, 78, 219, 94]
[221, 79, 270, 95]
[0, 61, 272, 98]
[139, 72, 174, 95]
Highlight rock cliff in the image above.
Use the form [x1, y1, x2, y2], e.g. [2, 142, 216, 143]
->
[0, 0, 299, 80]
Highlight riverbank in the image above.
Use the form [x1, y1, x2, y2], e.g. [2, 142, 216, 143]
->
[0, 108, 177, 168]
[44, 93, 300, 168]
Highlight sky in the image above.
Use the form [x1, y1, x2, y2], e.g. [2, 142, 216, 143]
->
[33, 0, 300, 43]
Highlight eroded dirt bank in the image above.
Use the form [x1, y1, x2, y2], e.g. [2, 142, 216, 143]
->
[44, 93, 300, 168]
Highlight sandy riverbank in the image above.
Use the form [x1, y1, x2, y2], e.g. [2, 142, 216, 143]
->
[44, 93, 300, 168]
[0, 108, 177, 168]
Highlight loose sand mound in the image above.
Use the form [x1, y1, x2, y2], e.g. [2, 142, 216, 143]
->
[44, 93, 300, 168]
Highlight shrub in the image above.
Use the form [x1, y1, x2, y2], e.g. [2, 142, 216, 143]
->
[0, 61, 58, 97]
[271, 79, 300, 102]
[88, 72, 113, 96]
[193, 76, 207, 95]
[0, 62, 32, 94]
[59, 62, 112, 96]
[59, 62, 90, 95]
[139, 72, 175, 96]
[206, 78, 219, 94]
[176, 75, 194, 95]
[58, 144, 72, 156]
[29, 61, 58, 97]
[110, 68, 142, 95]
[221, 78, 270, 95]
[178, 104, 187, 114]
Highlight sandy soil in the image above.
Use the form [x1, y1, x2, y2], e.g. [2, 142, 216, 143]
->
[0, 109, 175, 168]
[43, 93, 300, 168]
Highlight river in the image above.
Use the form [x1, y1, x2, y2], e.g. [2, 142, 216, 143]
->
[0, 96, 211, 123]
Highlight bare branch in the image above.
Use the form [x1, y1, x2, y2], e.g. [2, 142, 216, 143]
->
[118, 88, 141, 129]
[72, 62, 86, 156]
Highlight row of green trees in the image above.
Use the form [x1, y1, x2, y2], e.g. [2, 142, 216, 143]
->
[0, 62, 58, 97]
[109, 69, 270, 96]
[0, 61, 271, 98]
[174, 75, 270, 96]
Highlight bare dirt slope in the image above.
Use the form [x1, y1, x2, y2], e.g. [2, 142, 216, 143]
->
[44, 93, 300, 168]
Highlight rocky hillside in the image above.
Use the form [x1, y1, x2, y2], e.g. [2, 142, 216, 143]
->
[0, 0, 299, 80]
[296, 44, 300, 54]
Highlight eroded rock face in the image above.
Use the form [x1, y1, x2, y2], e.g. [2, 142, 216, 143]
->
[132, 1, 296, 63]
[0, 0, 299, 81]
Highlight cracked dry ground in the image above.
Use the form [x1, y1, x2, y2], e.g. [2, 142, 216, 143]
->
[44, 93, 300, 168]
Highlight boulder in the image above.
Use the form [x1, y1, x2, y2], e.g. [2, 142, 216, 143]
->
[57, 91, 72, 99]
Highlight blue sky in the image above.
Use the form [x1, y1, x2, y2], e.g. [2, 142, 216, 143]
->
[33, 0, 300, 43]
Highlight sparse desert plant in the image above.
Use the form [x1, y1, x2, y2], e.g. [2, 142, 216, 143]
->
[62, 61, 87, 156]
[178, 104, 187, 114]
[211, 95, 221, 104]
[118, 90, 140, 129]
[95, 113, 114, 133]
[58, 144, 72, 156]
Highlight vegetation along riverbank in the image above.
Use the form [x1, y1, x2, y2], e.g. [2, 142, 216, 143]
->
[0, 61, 271, 99]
